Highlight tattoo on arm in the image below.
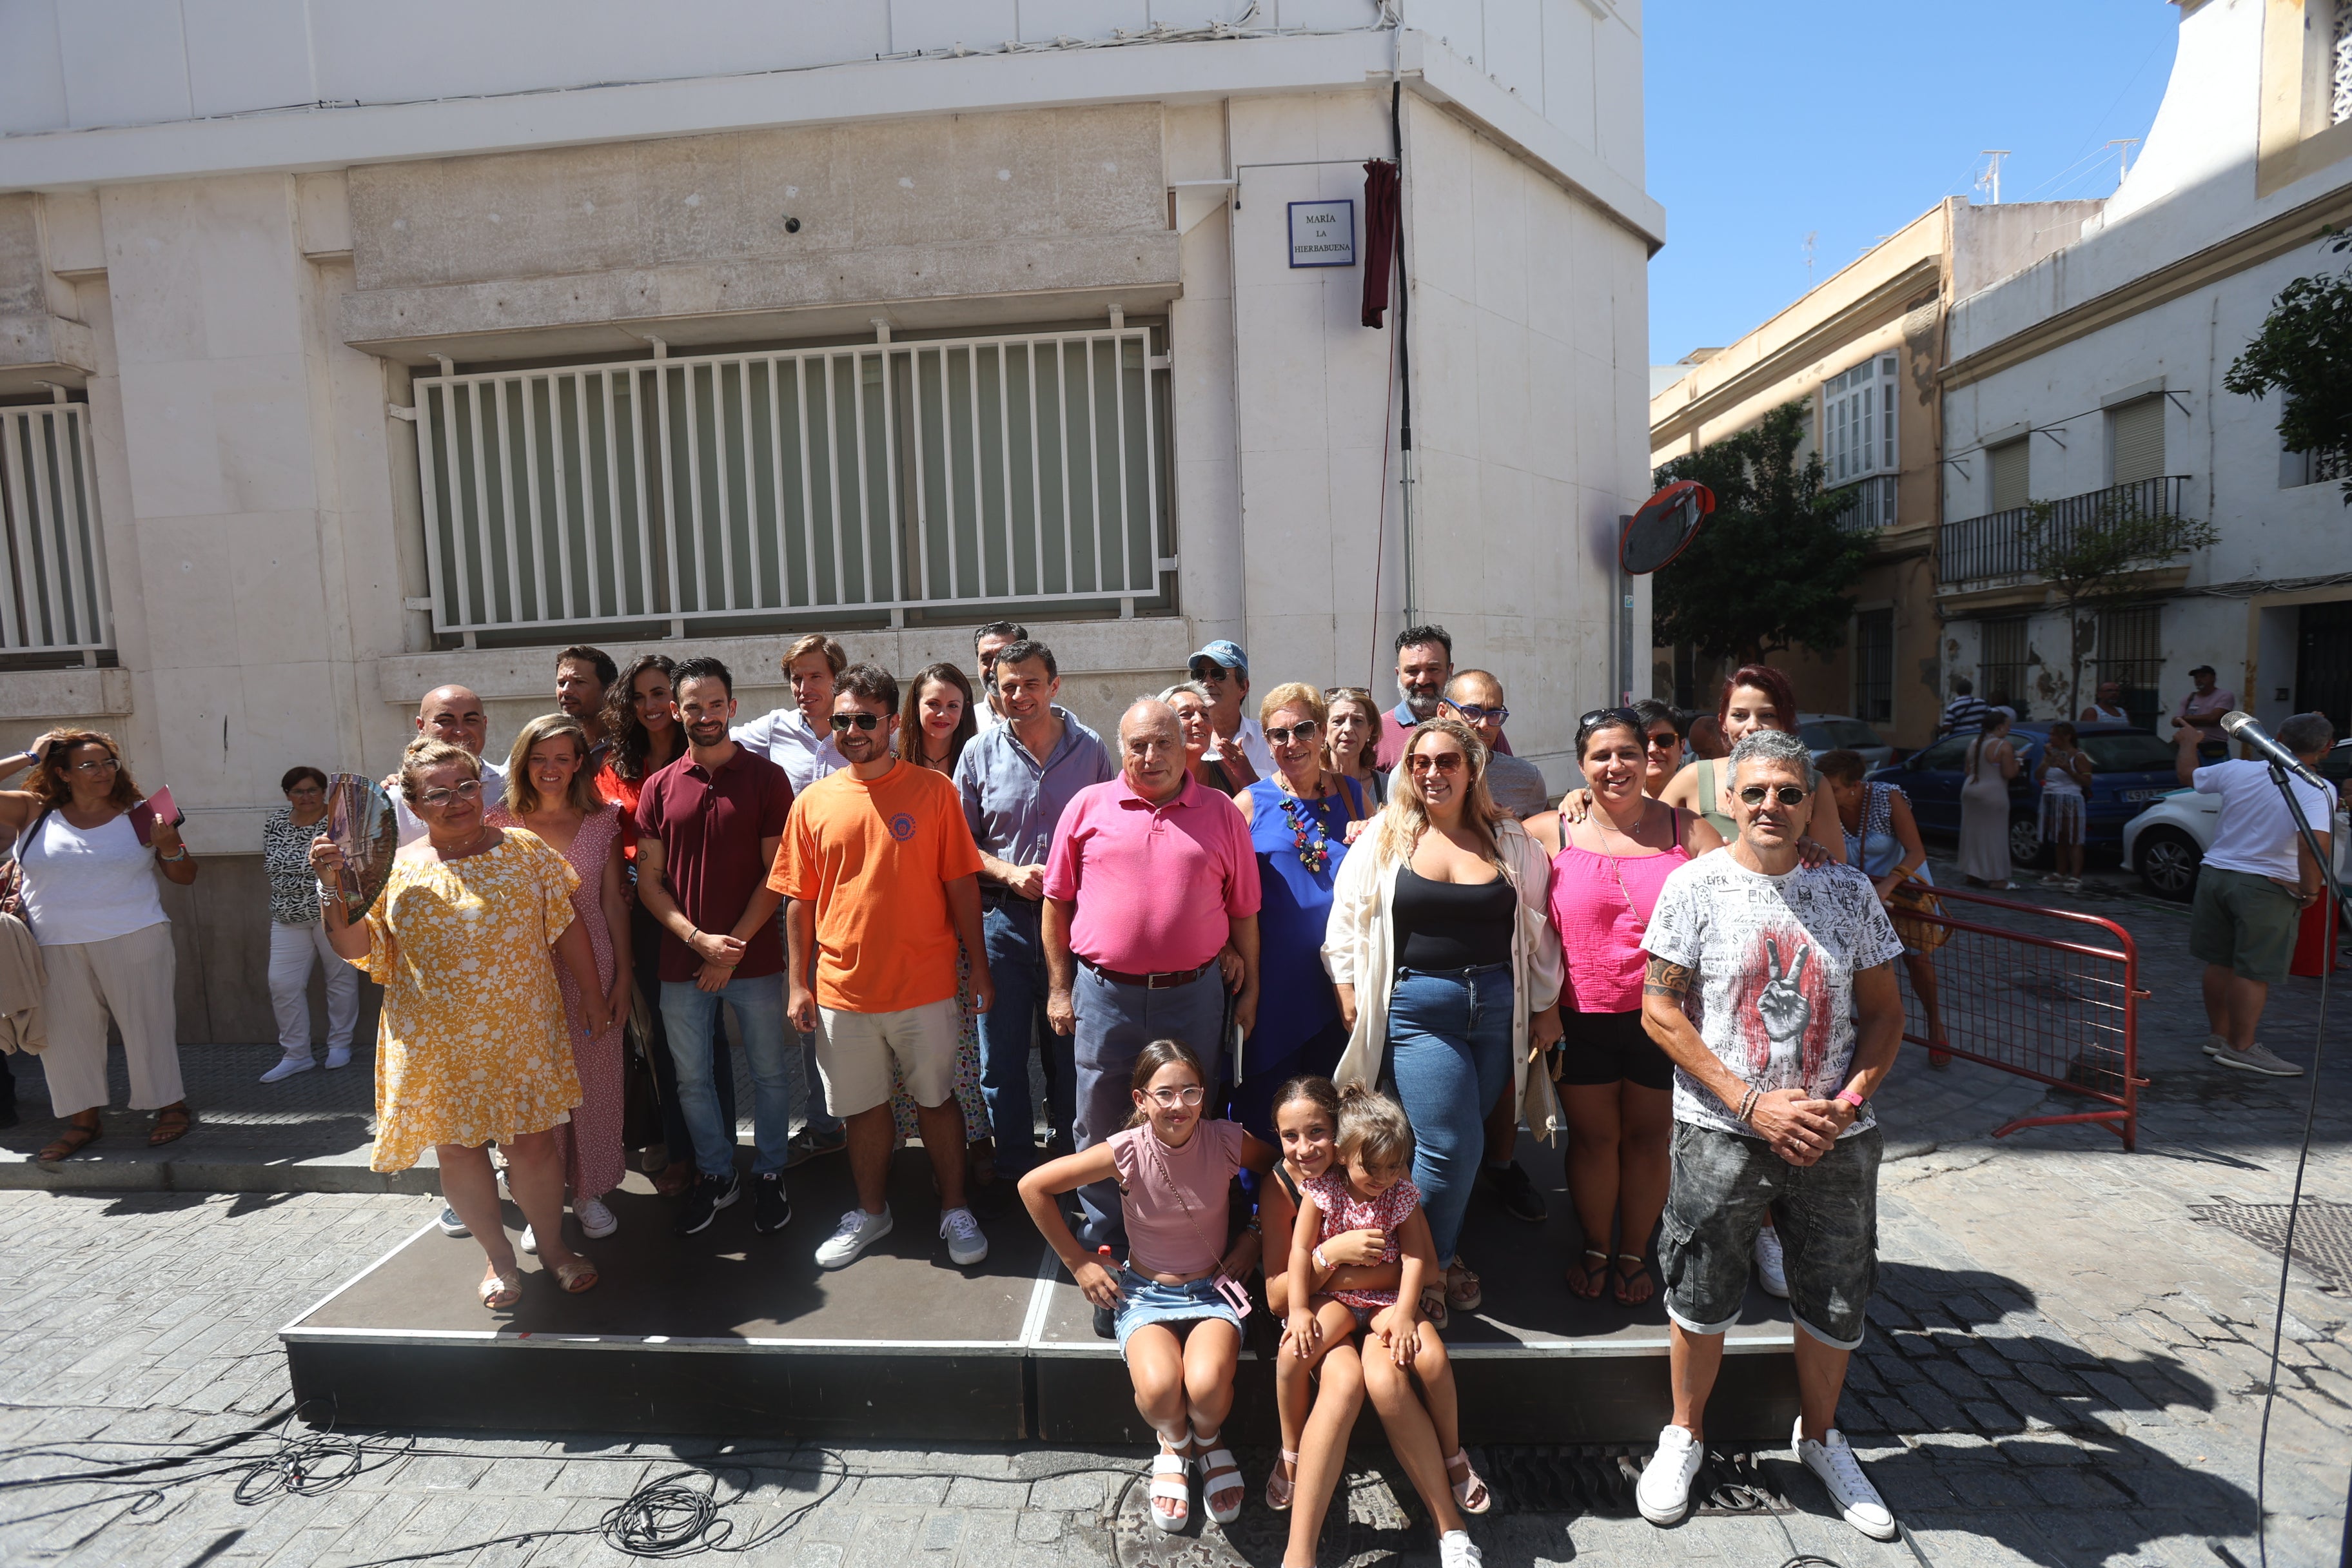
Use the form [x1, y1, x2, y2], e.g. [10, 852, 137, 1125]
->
[1643, 956, 1694, 1000]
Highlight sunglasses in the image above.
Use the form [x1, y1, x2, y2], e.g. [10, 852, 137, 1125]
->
[1645, 730, 1682, 751]
[1265, 720, 1320, 746]
[1406, 752, 1465, 774]
[828, 712, 885, 732]
[66, 757, 122, 774]
[1146, 1085, 1206, 1108]
[1578, 706, 1643, 732]
[1738, 785, 1811, 807]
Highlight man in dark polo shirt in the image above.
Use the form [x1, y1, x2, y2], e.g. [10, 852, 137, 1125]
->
[635, 656, 801, 1238]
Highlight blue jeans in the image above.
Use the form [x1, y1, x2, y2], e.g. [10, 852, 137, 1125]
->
[1386, 964, 1514, 1266]
[633, 900, 730, 1162]
[1072, 963, 1228, 1250]
[660, 974, 797, 1181]
[977, 898, 1075, 1177]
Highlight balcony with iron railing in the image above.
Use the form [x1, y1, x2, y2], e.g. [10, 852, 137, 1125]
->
[1828, 473, 1899, 535]
[1938, 475, 2193, 586]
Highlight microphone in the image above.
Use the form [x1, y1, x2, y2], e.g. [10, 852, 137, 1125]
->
[2219, 711, 2331, 791]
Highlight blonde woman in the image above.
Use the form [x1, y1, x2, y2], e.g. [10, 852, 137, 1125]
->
[311, 740, 606, 1307]
[1322, 717, 1565, 1325]
[493, 714, 632, 1244]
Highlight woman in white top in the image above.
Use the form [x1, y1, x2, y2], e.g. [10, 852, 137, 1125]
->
[260, 765, 360, 1083]
[0, 730, 198, 1160]
[1957, 710, 2022, 888]
[2036, 722, 2093, 892]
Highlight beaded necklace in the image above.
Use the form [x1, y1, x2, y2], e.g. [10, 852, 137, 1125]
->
[1275, 777, 1337, 874]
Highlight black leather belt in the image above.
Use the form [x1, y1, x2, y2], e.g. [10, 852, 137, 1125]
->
[1079, 956, 1215, 990]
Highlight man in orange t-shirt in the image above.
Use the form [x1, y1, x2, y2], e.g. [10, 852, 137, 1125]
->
[774, 665, 993, 1272]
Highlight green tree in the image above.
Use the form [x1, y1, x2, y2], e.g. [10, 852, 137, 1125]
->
[2028, 494, 2217, 716]
[2224, 231, 2352, 504]
[1651, 400, 1872, 666]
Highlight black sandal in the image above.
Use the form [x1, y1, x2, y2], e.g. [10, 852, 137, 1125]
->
[1565, 1247, 1609, 1300]
[1612, 1253, 1656, 1307]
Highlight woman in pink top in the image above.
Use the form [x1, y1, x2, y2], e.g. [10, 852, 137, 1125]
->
[1527, 709, 1722, 1306]
[1019, 1039, 1275, 1534]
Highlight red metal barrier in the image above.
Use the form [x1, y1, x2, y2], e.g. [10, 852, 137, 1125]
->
[1890, 883, 2146, 1152]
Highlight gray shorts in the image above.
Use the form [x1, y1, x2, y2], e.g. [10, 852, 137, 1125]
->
[1658, 1120, 1881, 1350]
[2190, 865, 2303, 985]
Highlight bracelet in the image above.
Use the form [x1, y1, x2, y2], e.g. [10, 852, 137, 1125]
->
[157, 847, 189, 863]
[1836, 1088, 1867, 1111]
[1734, 1084, 1761, 1124]
[1311, 1244, 1329, 1271]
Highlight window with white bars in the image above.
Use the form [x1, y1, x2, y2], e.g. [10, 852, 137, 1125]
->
[411, 325, 1173, 639]
[0, 403, 111, 654]
[1823, 354, 1898, 483]
[2333, 0, 2352, 124]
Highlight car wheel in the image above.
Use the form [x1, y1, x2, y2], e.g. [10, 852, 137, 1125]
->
[2008, 816, 2047, 869]
[2136, 828, 2202, 901]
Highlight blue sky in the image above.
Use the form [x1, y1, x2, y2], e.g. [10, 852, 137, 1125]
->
[1644, 1, 2182, 366]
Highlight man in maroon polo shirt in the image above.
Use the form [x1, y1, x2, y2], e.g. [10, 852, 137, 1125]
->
[634, 656, 803, 1239]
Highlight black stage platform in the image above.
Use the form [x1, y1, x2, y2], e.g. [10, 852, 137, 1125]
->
[284, 1133, 1795, 1444]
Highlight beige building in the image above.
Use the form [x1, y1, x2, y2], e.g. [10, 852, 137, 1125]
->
[0, 4, 1660, 1040]
[1646, 198, 2099, 749]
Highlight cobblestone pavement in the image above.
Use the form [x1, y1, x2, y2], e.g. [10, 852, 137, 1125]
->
[0, 878, 2344, 1567]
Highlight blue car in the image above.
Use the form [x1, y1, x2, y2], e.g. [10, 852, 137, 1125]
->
[1866, 723, 2180, 868]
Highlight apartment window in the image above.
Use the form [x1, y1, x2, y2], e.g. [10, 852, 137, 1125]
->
[1988, 437, 2030, 513]
[411, 324, 1172, 639]
[0, 402, 111, 654]
[2095, 604, 2164, 730]
[2335, 0, 2352, 125]
[2108, 397, 2167, 487]
[1854, 608, 1894, 724]
[1823, 354, 1899, 483]
[1978, 617, 2032, 714]
[2282, 446, 2349, 487]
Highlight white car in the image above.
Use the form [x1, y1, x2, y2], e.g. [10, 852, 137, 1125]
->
[2122, 740, 2352, 900]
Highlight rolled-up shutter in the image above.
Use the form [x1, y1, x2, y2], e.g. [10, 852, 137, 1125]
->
[2110, 397, 2166, 485]
[1988, 438, 2029, 512]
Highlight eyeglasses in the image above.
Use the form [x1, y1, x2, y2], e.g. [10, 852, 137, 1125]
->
[1447, 703, 1509, 725]
[1264, 720, 1320, 746]
[1738, 784, 1811, 807]
[1406, 752, 1465, 775]
[827, 712, 884, 732]
[417, 779, 485, 807]
[65, 758, 121, 775]
[1578, 706, 1642, 732]
[1146, 1085, 1206, 1108]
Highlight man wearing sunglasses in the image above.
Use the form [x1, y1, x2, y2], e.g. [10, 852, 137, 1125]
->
[1440, 671, 1549, 819]
[1186, 640, 1275, 787]
[1634, 727, 1905, 1544]
[774, 665, 994, 1272]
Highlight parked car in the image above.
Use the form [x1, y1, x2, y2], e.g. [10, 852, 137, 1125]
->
[2121, 739, 2352, 900]
[1796, 714, 1894, 771]
[1867, 723, 2180, 868]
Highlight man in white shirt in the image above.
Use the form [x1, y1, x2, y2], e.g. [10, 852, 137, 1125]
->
[732, 634, 848, 795]
[391, 685, 506, 847]
[1187, 639, 1276, 784]
[971, 620, 1027, 733]
[2180, 713, 2336, 1078]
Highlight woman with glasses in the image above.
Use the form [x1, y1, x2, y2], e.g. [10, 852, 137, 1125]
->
[1323, 718, 1565, 1327]
[1161, 681, 1240, 797]
[1323, 687, 1389, 810]
[1631, 699, 1687, 798]
[260, 765, 359, 1084]
[310, 738, 610, 1308]
[0, 730, 197, 1160]
[1228, 684, 1373, 1145]
[1527, 710, 1721, 1305]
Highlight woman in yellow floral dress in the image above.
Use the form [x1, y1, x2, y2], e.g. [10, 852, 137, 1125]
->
[311, 740, 611, 1308]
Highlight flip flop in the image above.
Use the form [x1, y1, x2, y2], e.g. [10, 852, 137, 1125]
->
[1565, 1247, 1609, 1300]
[1612, 1253, 1656, 1308]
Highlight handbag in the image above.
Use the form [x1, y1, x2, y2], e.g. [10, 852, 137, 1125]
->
[1138, 1129, 1253, 1318]
[0, 807, 53, 922]
[1885, 871, 1950, 952]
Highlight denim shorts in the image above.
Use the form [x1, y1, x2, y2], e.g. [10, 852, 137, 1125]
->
[1657, 1121, 1881, 1349]
[1113, 1268, 1245, 1354]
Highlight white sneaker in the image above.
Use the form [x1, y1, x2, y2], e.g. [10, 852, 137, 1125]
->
[520, 1224, 538, 1255]
[2215, 1041, 2304, 1077]
[814, 1206, 894, 1269]
[1794, 1420, 1897, 1541]
[940, 1207, 988, 1266]
[574, 1197, 618, 1239]
[324, 1046, 352, 1070]
[258, 1054, 315, 1084]
[1636, 1424, 1703, 1526]
[1438, 1529, 1483, 1568]
[1754, 1227, 1790, 1299]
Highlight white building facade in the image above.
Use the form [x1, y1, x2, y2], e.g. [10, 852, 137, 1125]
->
[0, 2, 1659, 1038]
[1937, 0, 2352, 736]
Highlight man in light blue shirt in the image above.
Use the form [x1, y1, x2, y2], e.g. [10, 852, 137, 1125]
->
[954, 638, 1114, 1203]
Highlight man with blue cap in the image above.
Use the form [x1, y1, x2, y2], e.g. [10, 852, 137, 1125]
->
[1188, 640, 1277, 785]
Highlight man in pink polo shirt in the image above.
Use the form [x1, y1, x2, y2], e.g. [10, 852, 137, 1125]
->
[1044, 698, 1260, 1259]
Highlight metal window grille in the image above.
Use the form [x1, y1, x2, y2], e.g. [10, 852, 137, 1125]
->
[411, 326, 1173, 638]
[0, 403, 111, 654]
[1978, 616, 2032, 715]
[2094, 604, 2163, 729]
[2334, 0, 2352, 125]
[1829, 473, 1899, 534]
[1854, 608, 1894, 723]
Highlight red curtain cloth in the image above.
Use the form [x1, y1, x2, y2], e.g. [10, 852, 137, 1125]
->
[1360, 159, 1400, 328]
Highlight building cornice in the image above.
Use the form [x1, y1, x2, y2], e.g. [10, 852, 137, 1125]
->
[1942, 182, 2352, 391]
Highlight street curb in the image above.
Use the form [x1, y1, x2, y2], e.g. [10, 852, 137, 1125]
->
[0, 1152, 440, 1196]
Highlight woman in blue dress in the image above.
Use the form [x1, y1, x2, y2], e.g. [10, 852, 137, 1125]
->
[1228, 683, 1375, 1142]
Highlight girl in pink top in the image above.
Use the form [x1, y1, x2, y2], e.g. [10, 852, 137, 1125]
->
[1284, 1087, 1489, 1567]
[1527, 709, 1723, 1307]
[1019, 1039, 1273, 1534]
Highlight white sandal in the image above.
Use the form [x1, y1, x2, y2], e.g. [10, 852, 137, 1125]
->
[1191, 1421, 1245, 1525]
[1148, 1436, 1191, 1533]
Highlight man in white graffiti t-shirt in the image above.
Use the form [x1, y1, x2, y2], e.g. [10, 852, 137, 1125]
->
[1632, 727, 1908, 1544]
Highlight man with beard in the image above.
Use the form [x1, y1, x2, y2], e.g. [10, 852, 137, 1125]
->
[634, 657, 803, 1238]
[1375, 625, 1516, 769]
[555, 645, 617, 764]
[775, 665, 994, 1270]
[972, 621, 1027, 732]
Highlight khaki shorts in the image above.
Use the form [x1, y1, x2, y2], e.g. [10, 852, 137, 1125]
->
[815, 998, 963, 1118]
[2190, 865, 2303, 985]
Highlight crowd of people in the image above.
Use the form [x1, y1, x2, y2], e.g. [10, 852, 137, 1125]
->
[43, 626, 2320, 1562]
